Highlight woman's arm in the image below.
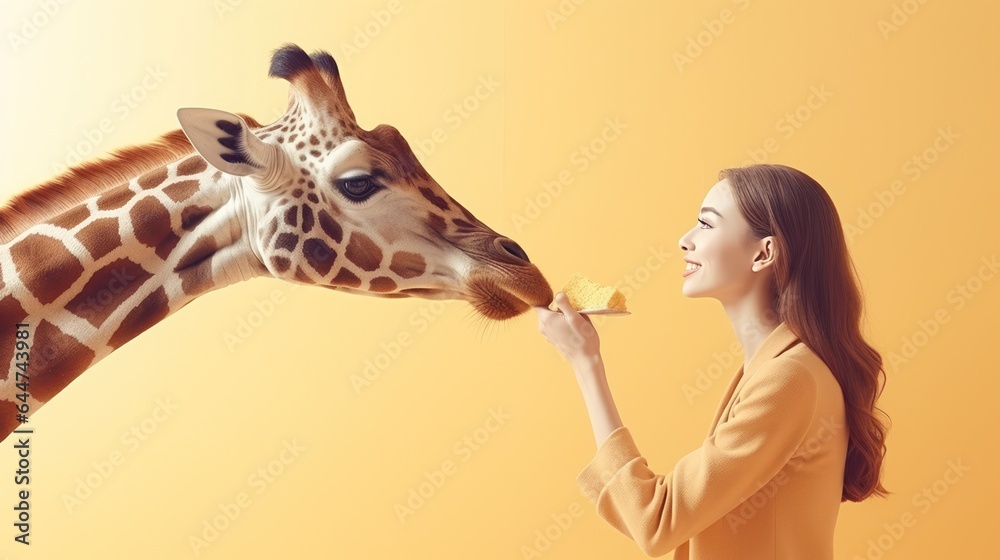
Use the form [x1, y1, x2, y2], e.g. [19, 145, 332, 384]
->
[535, 291, 623, 447]
[572, 354, 624, 448]
[535, 293, 822, 557]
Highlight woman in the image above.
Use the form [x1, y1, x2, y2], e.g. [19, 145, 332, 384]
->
[534, 164, 890, 559]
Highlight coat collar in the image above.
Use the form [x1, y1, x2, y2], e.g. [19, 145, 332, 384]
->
[707, 321, 801, 436]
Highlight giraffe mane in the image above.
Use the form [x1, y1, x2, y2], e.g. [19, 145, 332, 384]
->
[0, 112, 264, 244]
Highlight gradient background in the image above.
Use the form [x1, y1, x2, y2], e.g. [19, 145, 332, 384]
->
[1, 0, 996, 558]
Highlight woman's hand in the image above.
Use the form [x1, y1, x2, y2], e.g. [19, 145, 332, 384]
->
[534, 292, 602, 368]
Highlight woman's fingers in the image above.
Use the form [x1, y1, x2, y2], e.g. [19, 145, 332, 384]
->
[553, 292, 574, 314]
[553, 292, 589, 329]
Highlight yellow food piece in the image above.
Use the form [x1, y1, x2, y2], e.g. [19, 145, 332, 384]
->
[560, 273, 628, 311]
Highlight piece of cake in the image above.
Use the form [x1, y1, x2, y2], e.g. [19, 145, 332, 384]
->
[560, 273, 628, 312]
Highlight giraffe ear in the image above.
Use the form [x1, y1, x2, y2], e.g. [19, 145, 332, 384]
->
[176, 107, 272, 177]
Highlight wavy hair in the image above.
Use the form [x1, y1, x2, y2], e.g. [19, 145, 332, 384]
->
[718, 163, 890, 502]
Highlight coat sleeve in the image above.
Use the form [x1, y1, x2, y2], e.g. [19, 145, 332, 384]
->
[575, 359, 819, 557]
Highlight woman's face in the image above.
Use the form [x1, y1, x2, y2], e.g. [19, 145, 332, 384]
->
[677, 178, 766, 303]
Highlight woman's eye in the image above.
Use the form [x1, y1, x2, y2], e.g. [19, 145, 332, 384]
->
[336, 175, 380, 202]
[698, 218, 711, 229]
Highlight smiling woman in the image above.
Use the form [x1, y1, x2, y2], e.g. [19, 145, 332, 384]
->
[534, 163, 891, 559]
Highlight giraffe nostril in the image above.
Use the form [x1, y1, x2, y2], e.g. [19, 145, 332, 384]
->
[498, 238, 530, 263]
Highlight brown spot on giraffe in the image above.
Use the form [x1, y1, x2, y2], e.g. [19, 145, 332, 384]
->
[427, 212, 447, 233]
[303, 238, 336, 276]
[176, 155, 208, 176]
[30, 319, 97, 401]
[10, 233, 85, 305]
[175, 237, 217, 296]
[163, 180, 201, 203]
[369, 277, 397, 292]
[181, 205, 213, 231]
[48, 205, 90, 230]
[75, 218, 121, 260]
[317, 209, 343, 243]
[345, 232, 381, 271]
[175, 236, 217, 272]
[137, 167, 168, 189]
[0, 296, 28, 382]
[263, 219, 279, 246]
[389, 252, 427, 279]
[271, 256, 291, 273]
[130, 197, 180, 261]
[284, 206, 299, 227]
[65, 258, 153, 328]
[332, 267, 361, 288]
[301, 205, 315, 234]
[419, 186, 450, 211]
[275, 233, 299, 252]
[107, 287, 170, 349]
[96, 184, 135, 211]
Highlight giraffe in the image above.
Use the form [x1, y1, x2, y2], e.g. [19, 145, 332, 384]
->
[0, 43, 553, 442]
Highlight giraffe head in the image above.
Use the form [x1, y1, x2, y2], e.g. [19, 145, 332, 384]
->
[176, 44, 552, 320]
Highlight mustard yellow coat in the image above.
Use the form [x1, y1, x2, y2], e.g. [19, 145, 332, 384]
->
[576, 321, 849, 559]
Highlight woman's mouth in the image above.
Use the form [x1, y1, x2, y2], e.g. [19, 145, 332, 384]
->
[682, 262, 702, 277]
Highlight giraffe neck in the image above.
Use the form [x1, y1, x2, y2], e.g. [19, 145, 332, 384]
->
[0, 154, 267, 434]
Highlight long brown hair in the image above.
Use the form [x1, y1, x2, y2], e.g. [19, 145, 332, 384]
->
[718, 163, 890, 502]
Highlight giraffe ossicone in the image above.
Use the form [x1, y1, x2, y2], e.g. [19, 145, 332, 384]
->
[0, 43, 553, 442]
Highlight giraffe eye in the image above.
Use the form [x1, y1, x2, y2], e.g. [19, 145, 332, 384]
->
[335, 175, 381, 203]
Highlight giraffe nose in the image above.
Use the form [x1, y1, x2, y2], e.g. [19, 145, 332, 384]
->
[497, 237, 531, 263]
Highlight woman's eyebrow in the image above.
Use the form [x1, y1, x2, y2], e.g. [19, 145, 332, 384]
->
[700, 206, 724, 219]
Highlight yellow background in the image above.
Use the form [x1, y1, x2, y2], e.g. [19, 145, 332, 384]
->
[1, 0, 997, 558]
